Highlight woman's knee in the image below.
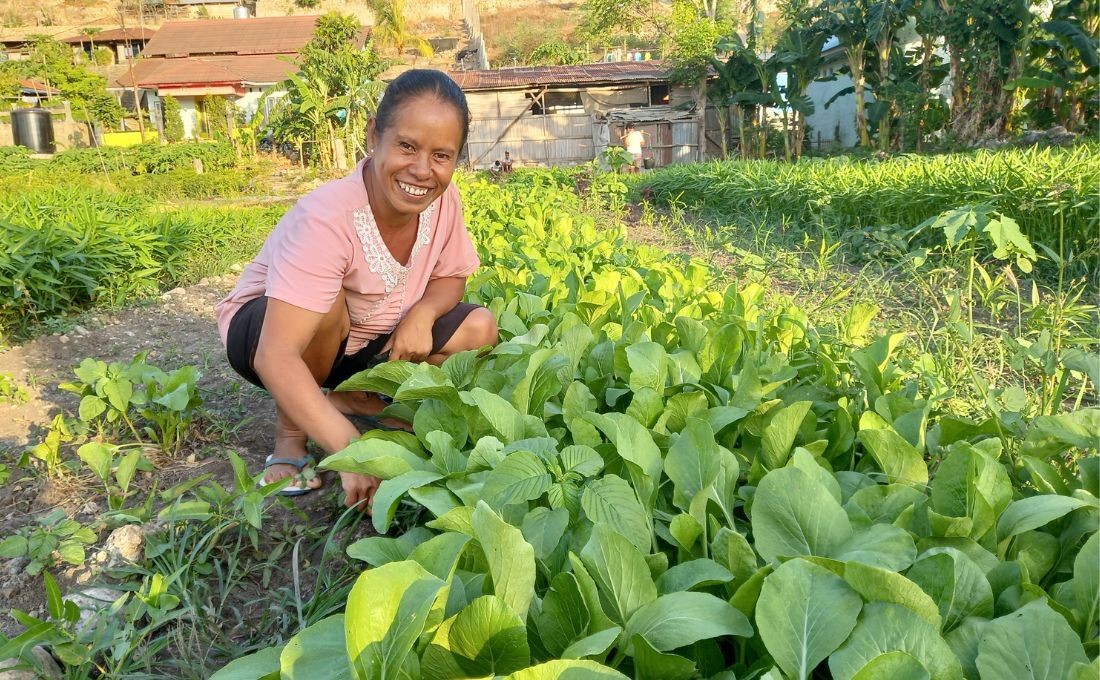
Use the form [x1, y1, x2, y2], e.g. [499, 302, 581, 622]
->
[458, 307, 498, 349]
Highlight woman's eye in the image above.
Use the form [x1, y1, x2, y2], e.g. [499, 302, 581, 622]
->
[400, 142, 414, 151]
[434, 153, 451, 162]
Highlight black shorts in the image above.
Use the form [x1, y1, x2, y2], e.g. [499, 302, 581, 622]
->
[225, 296, 482, 390]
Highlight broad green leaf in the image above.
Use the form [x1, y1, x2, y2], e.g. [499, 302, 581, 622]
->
[996, 495, 1089, 540]
[103, 378, 133, 412]
[858, 412, 928, 486]
[408, 532, 471, 582]
[462, 388, 528, 443]
[829, 602, 963, 680]
[503, 659, 628, 680]
[319, 438, 428, 479]
[760, 401, 813, 470]
[421, 595, 529, 680]
[393, 364, 461, 408]
[280, 614, 349, 679]
[521, 507, 570, 560]
[559, 445, 603, 477]
[416, 401, 470, 450]
[579, 523, 658, 626]
[631, 635, 695, 680]
[929, 442, 1012, 542]
[561, 627, 621, 660]
[945, 617, 986, 680]
[664, 418, 722, 511]
[537, 572, 591, 657]
[467, 436, 506, 473]
[1010, 531, 1059, 582]
[372, 470, 444, 533]
[830, 523, 917, 572]
[344, 561, 445, 680]
[751, 466, 853, 564]
[907, 549, 994, 633]
[1072, 532, 1098, 633]
[850, 652, 929, 680]
[583, 412, 662, 506]
[472, 502, 536, 621]
[580, 475, 651, 554]
[208, 646, 282, 680]
[757, 558, 862, 680]
[711, 528, 758, 587]
[568, 553, 618, 635]
[626, 341, 669, 392]
[563, 382, 602, 447]
[79, 395, 107, 422]
[482, 451, 553, 508]
[668, 513, 703, 552]
[624, 591, 752, 652]
[975, 601, 1088, 680]
[77, 442, 114, 483]
[843, 562, 942, 629]
[512, 348, 568, 416]
[656, 559, 734, 594]
[347, 527, 434, 566]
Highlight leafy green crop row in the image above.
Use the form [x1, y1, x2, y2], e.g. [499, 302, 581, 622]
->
[0, 142, 238, 176]
[0, 187, 284, 338]
[214, 177, 1099, 679]
[637, 145, 1100, 279]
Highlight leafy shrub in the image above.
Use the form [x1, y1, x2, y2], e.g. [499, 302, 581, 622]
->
[49, 142, 237, 175]
[0, 146, 34, 173]
[162, 95, 184, 143]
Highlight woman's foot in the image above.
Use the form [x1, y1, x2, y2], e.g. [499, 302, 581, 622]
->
[262, 408, 324, 492]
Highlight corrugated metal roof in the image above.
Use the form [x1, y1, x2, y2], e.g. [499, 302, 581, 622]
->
[141, 16, 320, 57]
[112, 54, 298, 89]
[449, 61, 671, 91]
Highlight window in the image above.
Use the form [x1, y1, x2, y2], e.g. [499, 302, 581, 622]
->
[527, 90, 583, 115]
[649, 84, 669, 106]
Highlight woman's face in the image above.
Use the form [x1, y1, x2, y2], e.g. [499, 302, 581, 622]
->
[367, 94, 464, 225]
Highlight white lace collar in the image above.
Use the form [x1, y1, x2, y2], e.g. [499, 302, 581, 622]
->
[353, 200, 437, 293]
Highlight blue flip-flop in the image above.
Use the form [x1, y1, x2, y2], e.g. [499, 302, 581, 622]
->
[262, 455, 318, 496]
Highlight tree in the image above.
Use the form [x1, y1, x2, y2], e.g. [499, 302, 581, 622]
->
[664, 0, 732, 161]
[161, 95, 184, 142]
[269, 14, 389, 168]
[579, 0, 667, 43]
[772, 23, 829, 159]
[21, 36, 123, 136]
[527, 39, 589, 66]
[812, 0, 874, 147]
[365, 0, 433, 58]
[1009, 0, 1098, 132]
[924, 0, 1039, 142]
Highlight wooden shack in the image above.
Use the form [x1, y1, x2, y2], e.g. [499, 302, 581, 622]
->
[449, 61, 710, 169]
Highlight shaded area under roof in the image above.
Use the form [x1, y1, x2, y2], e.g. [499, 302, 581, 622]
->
[449, 61, 672, 91]
[112, 54, 298, 89]
[62, 28, 156, 44]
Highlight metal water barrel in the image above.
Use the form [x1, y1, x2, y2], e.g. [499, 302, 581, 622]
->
[233, 5, 251, 18]
[11, 108, 55, 154]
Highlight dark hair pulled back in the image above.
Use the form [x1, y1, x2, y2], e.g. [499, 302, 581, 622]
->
[375, 69, 471, 148]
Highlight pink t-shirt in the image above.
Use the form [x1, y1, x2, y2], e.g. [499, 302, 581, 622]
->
[215, 159, 480, 355]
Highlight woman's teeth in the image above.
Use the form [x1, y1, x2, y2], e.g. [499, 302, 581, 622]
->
[398, 181, 429, 197]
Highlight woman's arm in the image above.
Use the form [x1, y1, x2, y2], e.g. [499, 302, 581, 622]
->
[253, 299, 361, 454]
[387, 276, 467, 362]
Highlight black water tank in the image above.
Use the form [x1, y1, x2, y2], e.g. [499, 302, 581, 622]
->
[11, 108, 56, 154]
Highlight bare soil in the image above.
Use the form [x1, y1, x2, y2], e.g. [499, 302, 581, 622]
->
[0, 275, 359, 638]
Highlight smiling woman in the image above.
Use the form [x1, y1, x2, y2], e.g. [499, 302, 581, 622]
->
[214, 69, 498, 511]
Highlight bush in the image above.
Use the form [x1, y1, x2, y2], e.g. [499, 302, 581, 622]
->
[0, 186, 283, 338]
[162, 96, 184, 143]
[0, 146, 34, 173]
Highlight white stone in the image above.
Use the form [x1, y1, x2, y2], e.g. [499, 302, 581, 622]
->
[0, 646, 62, 679]
[103, 525, 144, 565]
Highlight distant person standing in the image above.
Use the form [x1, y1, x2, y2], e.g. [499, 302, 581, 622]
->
[621, 122, 645, 172]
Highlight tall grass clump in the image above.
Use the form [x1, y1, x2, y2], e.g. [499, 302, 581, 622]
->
[638, 145, 1099, 278]
[0, 186, 284, 339]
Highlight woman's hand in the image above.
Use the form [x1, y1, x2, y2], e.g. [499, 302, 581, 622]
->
[340, 471, 381, 511]
[388, 305, 436, 362]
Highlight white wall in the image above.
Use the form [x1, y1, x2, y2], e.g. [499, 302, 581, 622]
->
[178, 95, 198, 140]
[805, 67, 861, 147]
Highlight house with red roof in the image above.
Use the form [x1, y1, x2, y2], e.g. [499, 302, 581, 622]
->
[111, 15, 333, 140]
